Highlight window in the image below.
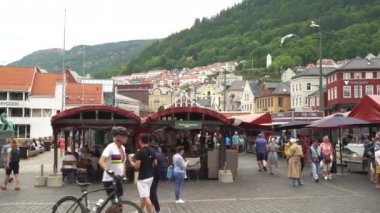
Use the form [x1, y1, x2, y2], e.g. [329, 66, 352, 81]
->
[292, 98, 294, 107]
[365, 85, 373, 95]
[354, 72, 361, 79]
[328, 89, 330, 100]
[343, 86, 351, 98]
[9, 108, 22, 117]
[378, 85, 380, 95]
[305, 97, 308, 105]
[334, 87, 337, 99]
[365, 72, 373, 79]
[354, 85, 362, 98]
[24, 108, 30, 117]
[24, 93, 29, 100]
[343, 72, 351, 80]
[9, 92, 23, 100]
[278, 97, 283, 107]
[15, 124, 30, 138]
[0, 92, 7, 100]
[292, 85, 294, 92]
[378, 72, 380, 79]
[299, 84, 301, 91]
[32, 109, 42, 117]
[307, 83, 311, 90]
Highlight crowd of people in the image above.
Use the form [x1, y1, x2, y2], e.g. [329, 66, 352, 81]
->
[253, 131, 380, 188]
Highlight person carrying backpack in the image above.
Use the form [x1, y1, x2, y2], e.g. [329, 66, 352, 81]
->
[1, 138, 21, 191]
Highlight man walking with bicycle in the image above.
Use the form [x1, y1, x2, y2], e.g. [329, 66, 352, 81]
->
[99, 126, 128, 198]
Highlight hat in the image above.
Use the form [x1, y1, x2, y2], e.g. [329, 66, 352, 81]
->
[289, 138, 297, 143]
[258, 133, 263, 138]
[111, 126, 129, 137]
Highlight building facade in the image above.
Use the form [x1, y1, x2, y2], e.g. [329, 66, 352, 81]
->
[255, 82, 290, 113]
[325, 58, 380, 113]
[290, 68, 335, 111]
[149, 87, 174, 112]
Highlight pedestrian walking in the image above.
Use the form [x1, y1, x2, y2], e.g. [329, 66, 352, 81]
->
[255, 133, 268, 172]
[59, 135, 66, 157]
[267, 137, 279, 175]
[129, 134, 157, 213]
[1, 138, 21, 191]
[98, 126, 128, 199]
[309, 139, 321, 182]
[150, 143, 166, 213]
[232, 131, 240, 151]
[1, 138, 14, 183]
[287, 138, 303, 187]
[173, 146, 188, 204]
[320, 136, 333, 180]
[225, 134, 231, 149]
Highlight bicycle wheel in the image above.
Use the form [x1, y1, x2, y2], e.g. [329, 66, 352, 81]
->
[52, 196, 87, 213]
[104, 200, 143, 213]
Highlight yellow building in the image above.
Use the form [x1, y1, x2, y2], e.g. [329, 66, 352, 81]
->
[195, 82, 224, 111]
[255, 82, 291, 113]
[149, 87, 174, 112]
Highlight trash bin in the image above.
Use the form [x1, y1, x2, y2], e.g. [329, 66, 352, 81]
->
[19, 146, 29, 159]
[44, 141, 51, 151]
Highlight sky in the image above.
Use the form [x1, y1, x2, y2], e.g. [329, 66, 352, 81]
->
[0, 0, 243, 65]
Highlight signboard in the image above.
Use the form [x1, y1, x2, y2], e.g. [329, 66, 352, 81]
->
[174, 121, 202, 129]
[272, 111, 324, 122]
[0, 101, 25, 107]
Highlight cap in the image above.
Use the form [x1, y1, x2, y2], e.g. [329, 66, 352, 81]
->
[111, 126, 129, 137]
[290, 138, 297, 143]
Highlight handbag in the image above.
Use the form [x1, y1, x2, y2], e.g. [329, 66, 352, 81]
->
[323, 154, 332, 164]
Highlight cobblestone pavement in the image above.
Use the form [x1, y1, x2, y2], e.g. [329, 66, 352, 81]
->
[0, 151, 379, 212]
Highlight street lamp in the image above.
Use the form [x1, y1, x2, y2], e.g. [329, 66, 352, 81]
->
[310, 20, 323, 111]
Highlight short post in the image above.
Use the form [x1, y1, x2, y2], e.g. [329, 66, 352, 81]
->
[35, 164, 48, 187]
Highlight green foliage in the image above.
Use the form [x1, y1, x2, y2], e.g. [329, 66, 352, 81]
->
[9, 40, 157, 78]
[124, 0, 380, 74]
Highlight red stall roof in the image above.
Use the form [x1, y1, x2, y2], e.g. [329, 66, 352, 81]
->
[229, 113, 272, 127]
[143, 107, 230, 124]
[51, 105, 141, 129]
[349, 95, 380, 123]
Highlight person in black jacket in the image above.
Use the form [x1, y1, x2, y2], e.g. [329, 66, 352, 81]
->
[149, 143, 166, 213]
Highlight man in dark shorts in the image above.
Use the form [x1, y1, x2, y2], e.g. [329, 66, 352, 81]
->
[255, 134, 268, 172]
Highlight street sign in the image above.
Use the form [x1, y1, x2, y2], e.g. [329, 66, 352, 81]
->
[174, 121, 202, 129]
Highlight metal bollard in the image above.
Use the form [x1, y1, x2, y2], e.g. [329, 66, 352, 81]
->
[41, 164, 44, 176]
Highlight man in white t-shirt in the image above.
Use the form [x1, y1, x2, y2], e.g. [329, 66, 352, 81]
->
[98, 126, 129, 197]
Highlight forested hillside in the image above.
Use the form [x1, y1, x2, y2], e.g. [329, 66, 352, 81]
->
[9, 40, 157, 77]
[124, 0, 380, 74]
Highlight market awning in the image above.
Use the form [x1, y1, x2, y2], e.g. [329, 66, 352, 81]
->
[51, 105, 141, 130]
[275, 120, 310, 130]
[349, 95, 380, 123]
[229, 113, 272, 127]
[143, 107, 230, 127]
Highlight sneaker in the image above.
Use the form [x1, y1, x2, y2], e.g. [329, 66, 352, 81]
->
[315, 179, 319, 183]
[14, 186, 20, 191]
[175, 199, 185, 204]
[324, 176, 328, 180]
[328, 175, 332, 180]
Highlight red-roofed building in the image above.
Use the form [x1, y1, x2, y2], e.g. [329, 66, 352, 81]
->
[0, 66, 104, 138]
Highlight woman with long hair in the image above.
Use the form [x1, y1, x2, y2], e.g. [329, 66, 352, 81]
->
[1, 138, 21, 191]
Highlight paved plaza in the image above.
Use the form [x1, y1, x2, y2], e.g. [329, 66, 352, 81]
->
[0, 150, 379, 213]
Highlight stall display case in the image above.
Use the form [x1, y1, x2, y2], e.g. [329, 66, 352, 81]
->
[338, 143, 368, 173]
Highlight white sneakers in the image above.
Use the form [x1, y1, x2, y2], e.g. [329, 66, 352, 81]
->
[324, 175, 332, 180]
[175, 199, 185, 204]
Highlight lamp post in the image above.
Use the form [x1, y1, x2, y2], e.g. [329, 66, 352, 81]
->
[310, 21, 323, 111]
[223, 69, 227, 111]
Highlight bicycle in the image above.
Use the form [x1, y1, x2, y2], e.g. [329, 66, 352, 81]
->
[52, 170, 143, 213]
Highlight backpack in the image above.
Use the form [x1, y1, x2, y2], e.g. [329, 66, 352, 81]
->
[10, 148, 20, 163]
[166, 165, 174, 180]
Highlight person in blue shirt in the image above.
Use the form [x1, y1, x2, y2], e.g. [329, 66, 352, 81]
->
[225, 135, 231, 149]
[255, 133, 268, 172]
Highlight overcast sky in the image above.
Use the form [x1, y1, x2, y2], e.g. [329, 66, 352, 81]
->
[0, 0, 243, 65]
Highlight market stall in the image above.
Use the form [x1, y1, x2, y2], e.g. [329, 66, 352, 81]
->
[50, 105, 141, 179]
[142, 107, 230, 179]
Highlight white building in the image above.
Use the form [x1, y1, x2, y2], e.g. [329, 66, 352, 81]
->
[290, 67, 335, 111]
[240, 81, 262, 113]
[281, 68, 296, 83]
[0, 66, 104, 138]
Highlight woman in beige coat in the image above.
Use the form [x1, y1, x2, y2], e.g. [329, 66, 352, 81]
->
[287, 138, 303, 187]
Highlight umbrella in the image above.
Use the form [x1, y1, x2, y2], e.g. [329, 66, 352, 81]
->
[306, 113, 369, 129]
[276, 120, 310, 130]
[306, 113, 370, 174]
